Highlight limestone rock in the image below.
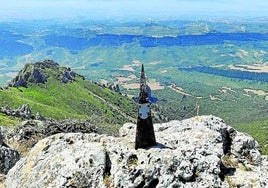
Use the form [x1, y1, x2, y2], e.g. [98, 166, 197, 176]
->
[0, 105, 12, 116]
[6, 133, 108, 188]
[119, 122, 136, 139]
[6, 119, 100, 156]
[10, 64, 47, 87]
[231, 131, 262, 164]
[61, 69, 76, 83]
[0, 130, 3, 146]
[224, 156, 268, 188]
[1, 104, 34, 119]
[35, 112, 46, 121]
[0, 129, 20, 174]
[6, 116, 268, 187]
[8, 59, 85, 87]
[0, 146, 20, 174]
[14, 119, 99, 141]
[14, 104, 33, 119]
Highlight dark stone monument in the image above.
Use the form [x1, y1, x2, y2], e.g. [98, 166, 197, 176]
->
[135, 64, 156, 149]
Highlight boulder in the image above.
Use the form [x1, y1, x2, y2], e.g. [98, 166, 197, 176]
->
[0, 131, 3, 146]
[0, 105, 12, 116]
[6, 116, 268, 187]
[13, 104, 33, 119]
[35, 112, 46, 121]
[1, 104, 34, 120]
[14, 119, 99, 140]
[0, 129, 20, 174]
[4, 119, 100, 157]
[61, 69, 79, 83]
[0, 146, 20, 174]
[6, 133, 108, 188]
[39, 59, 59, 69]
[10, 75, 28, 87]
[231, 131, 262, 164]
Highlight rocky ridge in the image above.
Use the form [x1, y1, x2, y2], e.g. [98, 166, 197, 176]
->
[5, 116, 268, 187]
[0, 60, 138, 126]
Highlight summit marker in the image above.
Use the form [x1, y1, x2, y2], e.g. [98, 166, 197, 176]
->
[135, 64, 156, 149]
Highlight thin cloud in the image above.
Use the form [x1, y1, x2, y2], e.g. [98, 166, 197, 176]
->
[0, 0, 267, 20]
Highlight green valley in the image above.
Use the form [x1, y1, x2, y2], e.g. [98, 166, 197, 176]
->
[0, 18, 267, 154]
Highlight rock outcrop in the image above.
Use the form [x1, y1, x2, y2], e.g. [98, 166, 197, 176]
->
[9, 59, 84, 87]
[13, 119, 99, 141]
[4, 119, 101, 157]
[6, 116, 268, 187]
[9, 61, 49, 87]
[6, 133, 106, 187]
[1, 104, 34, 120]
[15, 119, 101, 140]
[0, 129, 20, 175]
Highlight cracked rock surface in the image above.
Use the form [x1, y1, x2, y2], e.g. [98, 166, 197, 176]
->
[6, 116, 268, 187]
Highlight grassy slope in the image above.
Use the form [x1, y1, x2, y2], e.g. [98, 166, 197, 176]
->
[0, 113, 20, 127]
[0, 67, 267, 154]
[0, 70, 137, 129]
[151, 70, 268, 154]
[1, 21, 267, 154]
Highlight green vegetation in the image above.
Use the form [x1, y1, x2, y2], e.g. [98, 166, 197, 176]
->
[103, 173, 113, 188]
[0, 113, 20, 127]
[0, 19, 267, 154]
[0, 63, 137, 130]
[221, 155, 238, 168]
[225, 176, 237, 188]
[127, 156, 138, 167]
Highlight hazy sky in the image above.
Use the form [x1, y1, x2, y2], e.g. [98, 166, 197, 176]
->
[1, 0, 268, 20]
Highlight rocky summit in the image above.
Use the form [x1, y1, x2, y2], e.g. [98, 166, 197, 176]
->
[9, 59, 84, 87]
[5, 116, 267, 187]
